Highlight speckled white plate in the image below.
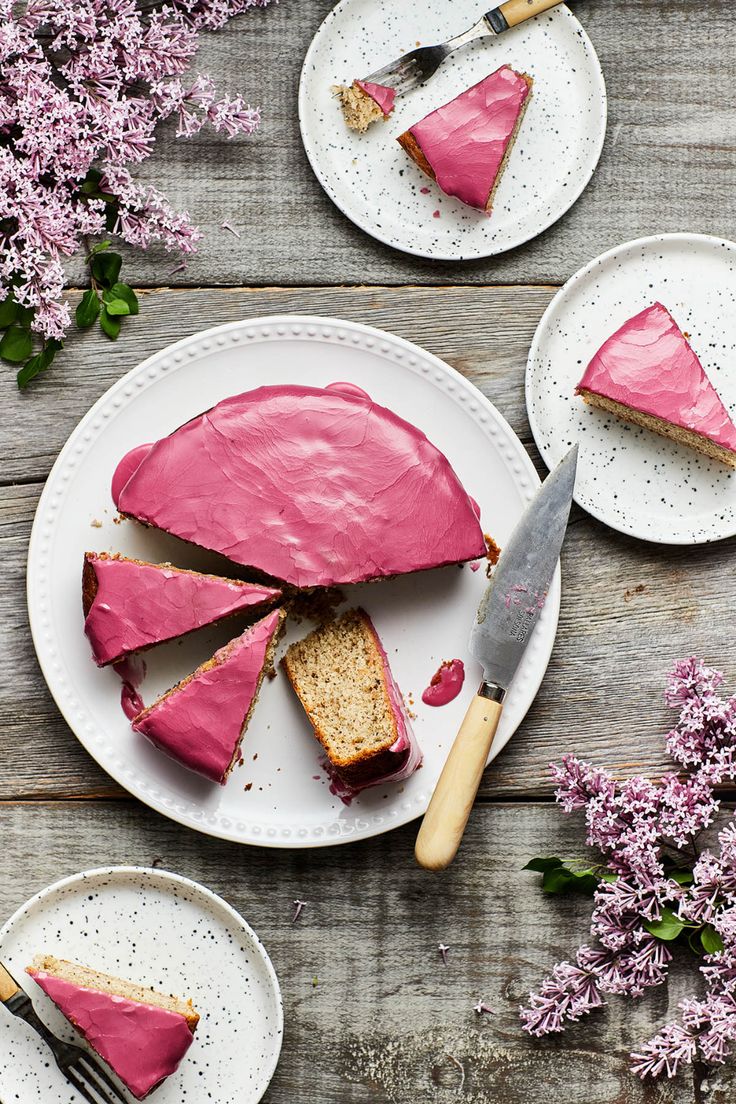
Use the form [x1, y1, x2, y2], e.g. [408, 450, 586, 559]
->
[0, 867, 282, 1104]
[27, 315, 560, 847]
[298, 0, 606, 260]
[526, 233, 736, 544]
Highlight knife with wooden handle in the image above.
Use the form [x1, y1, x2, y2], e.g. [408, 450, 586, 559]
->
[415, 445, 578, 871]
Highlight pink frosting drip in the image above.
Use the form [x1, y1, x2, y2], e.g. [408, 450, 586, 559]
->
[113, 385, 485, 588]
[84, 553, 280, 666]
[327, 613, 422, 803]
[28, 970, 194, 1100]
[407, 65, 531, 211]
[114, 655, 146, 719]
[421, 659, 465, 706]
[578, 303, 736, 453]
[133, 610, 281, 783]
[355, 79, 396, 116]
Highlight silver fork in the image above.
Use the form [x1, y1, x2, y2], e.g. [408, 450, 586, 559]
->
[1, 962, 128, 1104]
[360, 0, 570, 99]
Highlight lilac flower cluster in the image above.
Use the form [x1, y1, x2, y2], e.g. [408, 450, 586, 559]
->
[521, 658, 736, 1079]
[0, 0, 271, 342]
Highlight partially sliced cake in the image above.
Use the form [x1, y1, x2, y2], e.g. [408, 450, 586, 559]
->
[283, 608, 422, 798]
[398, 65, 533, 212]
[113, 384, 486, 588]
[27, 955, 198, 1100]
[133, 608, 285, 783]
[335, 79, 396, 132]
[576, 303, 736, 468]
[83, 551, 281, 666]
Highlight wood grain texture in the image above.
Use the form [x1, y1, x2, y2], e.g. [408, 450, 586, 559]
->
[0, 799, 719, 1103]
[55, 0, 736, 289]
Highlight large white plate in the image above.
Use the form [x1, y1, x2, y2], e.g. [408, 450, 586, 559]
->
[0, 867, 282, 1104]
[27, 315, 560, 847]
[298, 0, 606, 260]
[526, 233, 736, 544]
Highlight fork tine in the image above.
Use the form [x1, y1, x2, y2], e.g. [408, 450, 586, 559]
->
[64, 1066, 102, 1104]
[78, 1055, 128, 1104]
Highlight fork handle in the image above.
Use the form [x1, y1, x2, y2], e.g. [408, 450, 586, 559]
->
[0, 961, 21, 1003]
[489, 0, 565, 31]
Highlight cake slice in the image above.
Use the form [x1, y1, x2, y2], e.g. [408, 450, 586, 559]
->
[398, 65, 533, 212]
[83, 551, 281, 666]
[283, 608, 422, 798]
[335, 79, 396, 132]
[133, 608, 285, 783]
[27, 955, 198, 1100]
[576, 303, 736, 468]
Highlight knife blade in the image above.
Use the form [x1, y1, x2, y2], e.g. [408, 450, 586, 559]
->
[415, 444, 578, 871]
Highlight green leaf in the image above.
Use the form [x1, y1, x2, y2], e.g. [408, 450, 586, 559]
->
[700, 925, 725, 955]
[0, 296, 17, 329]
[91, 250, 122, 289]
[88, 238, 111, 255]
[644, 907, 685, 942]
[542, 867, 574, 894]
[99, 307, 121, 340]
[103, 298, 130, 317]
[16, 339, 62, 389]
[0, 325, 33, 363]
[108, 282, 138, 315]
[671, 870, 695, 886]
[15, 305, 34, 329]
[600, 872, 619, 884]
[573, 872, 601, 896]
[75, 289, 101, 329]
[524, 857, 563, 874]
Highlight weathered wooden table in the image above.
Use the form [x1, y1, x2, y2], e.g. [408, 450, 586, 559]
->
[2, 2, 734, 1100]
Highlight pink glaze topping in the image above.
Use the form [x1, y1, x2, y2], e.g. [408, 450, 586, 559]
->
[28, 970, 194, 1100]
[327, 612, 422, 803]
[577, 303, 736, 453]
[84, 553, 280, 666]
[133, 610, 281, 783]
[111, 442, 153, 505]
[114, 655, 146, 720]
[355, 79, 396, 116]
[421, 659, 465, 707]
[406, 65, 531, 211]
[113, 385, 485, 588]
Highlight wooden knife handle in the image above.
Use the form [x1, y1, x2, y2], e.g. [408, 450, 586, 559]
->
[415, 695, 502, 871]
[497, 0, 565, 29]
[0, 962, 21, 1003]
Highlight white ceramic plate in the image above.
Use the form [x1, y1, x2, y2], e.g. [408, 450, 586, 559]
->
[298, 0, 606, 260]
[526, 233, 736, 544]
[0, 867, 282, 1104]
[27, 315, 560, 847]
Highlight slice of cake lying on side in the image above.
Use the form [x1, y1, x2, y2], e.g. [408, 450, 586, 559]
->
[335, 79, 396, 132]
[27, 955, 198, 1100]
[83, 551, 281, 667]
[398, 65, 533, 212]
[283, 608, 422, 799]
[133, 609, 285, 783]
[113, 384, 486, 588]
[576, 303, 736, 468]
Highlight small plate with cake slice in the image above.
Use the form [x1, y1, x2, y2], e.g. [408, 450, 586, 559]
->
[0, 866, 282, 1103]
[27, 315, 560, 848]
[526, 233, 736, 544]
[298, 0, 606, 260]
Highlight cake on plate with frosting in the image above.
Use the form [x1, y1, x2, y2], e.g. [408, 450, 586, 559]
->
[27, 955, 198, 1100]
[398, 65, 533, 212]
[113, 384, 485, 588]
[283, 608, 422, 799]
[335, 79, 396, 132]
[132, 609, 285, 783]
[83, 552, 281, 667]
[576, 302, 736, 468]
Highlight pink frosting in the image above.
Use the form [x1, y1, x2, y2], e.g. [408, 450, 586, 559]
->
[113, 385, 485, 588]
[114, 655, 146, 719]
[406, 65, 531, 211]
[326, 612, 422, 803]
[577, 303, 736, 453]
[133, 610, 281, 783]
[84, 553, 280, 666]
[421, 659, 465, 706]
[111, 442, 153, 505]
[28, 970, 194, 1100]
[355, 79, 395, 116]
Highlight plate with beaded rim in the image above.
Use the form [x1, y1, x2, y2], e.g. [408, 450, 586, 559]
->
[298, 0, 606, 260]
[27, 314, 560, 848]
[526, 233, 736, 544]
[0, 866, 283, 1104]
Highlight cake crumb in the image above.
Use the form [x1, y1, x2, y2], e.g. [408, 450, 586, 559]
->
[333, 82, 385, 133]
[484, 534, 501, 565]
[90, 518, 103, 528]
[244, 782, 253, 791]
[113, 514, 123, 525]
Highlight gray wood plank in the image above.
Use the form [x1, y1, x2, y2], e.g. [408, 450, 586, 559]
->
[58, 0, 736, 289]
[0, 800, 708, 1102]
